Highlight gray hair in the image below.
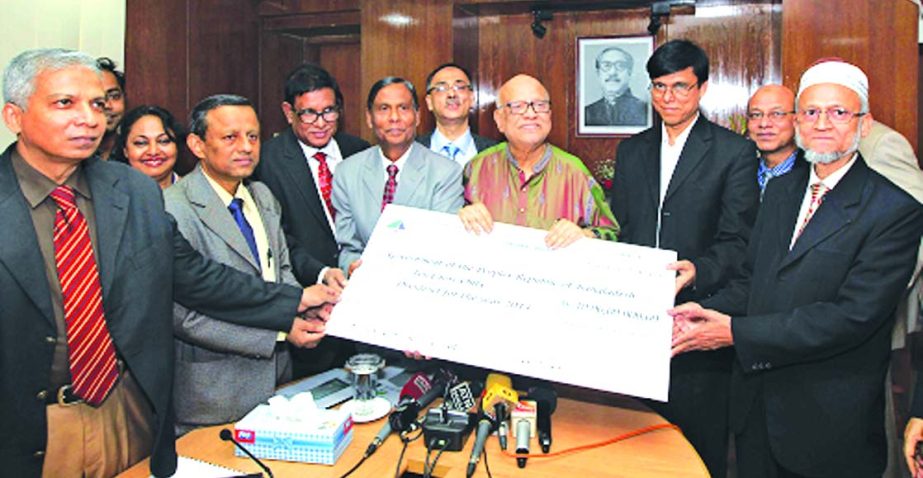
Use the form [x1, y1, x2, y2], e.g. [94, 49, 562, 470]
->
[189, 94, 253, 137]
[3, 48, 100, 108]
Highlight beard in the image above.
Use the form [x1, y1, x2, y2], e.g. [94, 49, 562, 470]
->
[796, 128, 862, 164]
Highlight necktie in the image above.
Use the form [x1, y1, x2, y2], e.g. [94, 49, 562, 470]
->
[441, 144, 461, 161]
[228, 197, 261, 268]
[50, 185, 118, 406]
[382, 164, 399, 211]
[795, 182, 829, 240]
[314, 151, 335, 220]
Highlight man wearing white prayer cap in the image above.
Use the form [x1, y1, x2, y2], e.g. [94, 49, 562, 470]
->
[669, 58, 923, 478]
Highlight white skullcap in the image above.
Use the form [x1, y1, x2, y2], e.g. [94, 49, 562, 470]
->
[797, 60, 869, 105]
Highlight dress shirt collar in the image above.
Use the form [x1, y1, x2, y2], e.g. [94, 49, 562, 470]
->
[431, 128, 474, 154]
[201, 167, 256, 209]
[660, 112, 699, 148]
[378, 142, 414, 172]
[297, 135, 344, 163]
[808, 154, 857, 191]
[11, 150, 92, 208]
[758, 149, 798, 191]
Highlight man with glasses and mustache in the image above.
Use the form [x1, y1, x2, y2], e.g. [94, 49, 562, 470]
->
[609, 39, 758, 478]
[747, 84, 800, 198]
[460, 74, 618, 247]
[418, 63, 497, 166]
[585, 46, 647, 127]
[671, 59, 923, 478]
[254, 64, 370, 377]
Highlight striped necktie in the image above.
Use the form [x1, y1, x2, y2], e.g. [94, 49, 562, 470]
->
[50, 185, 119, 406]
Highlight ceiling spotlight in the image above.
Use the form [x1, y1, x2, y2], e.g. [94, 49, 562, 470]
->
[531, 9, 552, 39]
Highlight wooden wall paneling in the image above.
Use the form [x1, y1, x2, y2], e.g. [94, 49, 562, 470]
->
[187, 0, 261, 111]
[782, 0, 918, 152]
[259, 0, 360, 16]
[125, 0, 195, 173]
[475, 11, 574, 148]
[318, 42, 364, 136]
[259, 31, 307, 139]
[453, 5, 483, 136]
[665, 2, 781, 132]
[359, 0, 454, 144]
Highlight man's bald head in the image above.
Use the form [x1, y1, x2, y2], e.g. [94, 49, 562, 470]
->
[494, 74, 552, 153]
[747, 84, 796, 165]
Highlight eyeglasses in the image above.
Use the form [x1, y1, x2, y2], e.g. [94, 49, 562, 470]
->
[293, 106, 340, 124]
[427, 82, 472, 94]
[499, 100, 551, 115]
[796, 107, 866, 124]
[598, 61, 631, 73]
[649, 81, 699, 99]
[747, 110, 794, 122]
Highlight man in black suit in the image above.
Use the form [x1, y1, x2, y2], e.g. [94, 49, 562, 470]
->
[584, 46, 647, 127]
[417, 62, 496, 166]
[609, 39, 758, 478]
[0, 49, 335, 477]
[672, 60, 923, 478]
[254, 63, 368, 377]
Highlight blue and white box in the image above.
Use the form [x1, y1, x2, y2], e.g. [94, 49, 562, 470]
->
[233, 403, 353, 465]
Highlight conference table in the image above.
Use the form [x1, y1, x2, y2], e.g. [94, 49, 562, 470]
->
[119, 391, 708, 478]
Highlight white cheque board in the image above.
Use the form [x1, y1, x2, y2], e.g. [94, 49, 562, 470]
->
[326, 205, 676, 401]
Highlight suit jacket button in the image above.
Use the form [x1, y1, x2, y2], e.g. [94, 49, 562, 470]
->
[45, 336, 56, 344]
[36, 390, 48, 401]
[765, 362, 772, 369]
[33, 450, 45, 458]
[663, 211, 671, 217]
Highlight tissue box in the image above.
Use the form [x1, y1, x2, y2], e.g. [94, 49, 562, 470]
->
[233, 404, 353, 465]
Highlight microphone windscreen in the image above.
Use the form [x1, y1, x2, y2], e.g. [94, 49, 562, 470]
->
[219, 428, 233, 441]
[400, 372, 433, 401]
[528, 386, 558, 415]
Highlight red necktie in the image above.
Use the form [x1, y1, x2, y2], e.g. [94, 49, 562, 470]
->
[795, 182, 829, 240]
[50, 186, 119, 406]
[381, 164, 399, 211]
[314, 152, 335, 220]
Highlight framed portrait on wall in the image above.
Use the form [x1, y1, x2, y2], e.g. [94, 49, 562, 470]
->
[577, 35, 654, 136]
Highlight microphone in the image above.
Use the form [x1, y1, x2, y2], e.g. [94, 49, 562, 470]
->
[482, 373, 518, 450]
[514, 418, 531, 468]
[366, 372, 445, 457]
[466, 412, 495, 478]
[528, 386, 558, 453]
[219, 428, 274, 478]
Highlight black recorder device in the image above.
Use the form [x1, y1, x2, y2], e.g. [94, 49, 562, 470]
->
[422, 407, 477, 451]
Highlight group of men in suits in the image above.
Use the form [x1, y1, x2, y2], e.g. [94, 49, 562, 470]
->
[0, 49, 336, 477]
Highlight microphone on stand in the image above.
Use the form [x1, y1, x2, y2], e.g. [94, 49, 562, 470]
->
[219, 428, 274, 478]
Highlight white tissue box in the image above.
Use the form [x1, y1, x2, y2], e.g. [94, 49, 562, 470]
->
[233, 404, 353, 465]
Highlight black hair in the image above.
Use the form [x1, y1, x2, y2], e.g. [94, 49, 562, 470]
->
[424, 63, 472, 93]
[95, 57, 125, 90]
[189, 94, 253, 137]
[111, 105, 185, 164]
[366, 77, 419, 111]
[646, 39, 709, 84]
[283, 63, 343, 108]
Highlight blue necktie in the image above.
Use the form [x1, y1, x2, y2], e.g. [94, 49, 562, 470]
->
[228, 198, 261, 269]
[442, 143, 461, 161]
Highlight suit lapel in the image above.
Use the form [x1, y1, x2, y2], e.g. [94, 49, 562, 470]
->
[394, 144, 424, 205]
[0, 147, 55, 323]
[774, 163, 808, 254]
[186, 168, 261, 273]
[250, 186, 282, 281]
[280, 130, 332, 237]
[641, 129, 661, 213]
[84, 158, 129, 297]
[362, 147, 387, 204]
[664, 117, 710, 203]
[781, 159, 868, 269]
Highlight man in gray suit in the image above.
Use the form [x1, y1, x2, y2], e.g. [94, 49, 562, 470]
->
[165, 95, 335, 434]
[333, 77, 463, 274]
